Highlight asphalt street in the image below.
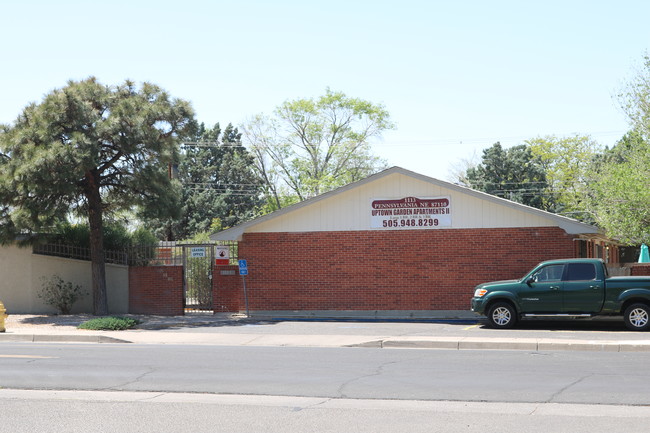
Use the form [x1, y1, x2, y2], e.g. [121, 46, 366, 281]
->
[1, 341, 649, 405]
[2, 390, 650, 433]
[3, 315, 650, 433]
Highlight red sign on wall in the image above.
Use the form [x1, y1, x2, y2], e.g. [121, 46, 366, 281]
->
[370, 196, 451, 229]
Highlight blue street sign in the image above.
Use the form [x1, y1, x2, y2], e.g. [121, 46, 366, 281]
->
[238, 259, 248, 276]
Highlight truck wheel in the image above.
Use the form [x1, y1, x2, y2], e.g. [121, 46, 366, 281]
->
[624, 303, 650, 331]
[487, 302, 517, 329]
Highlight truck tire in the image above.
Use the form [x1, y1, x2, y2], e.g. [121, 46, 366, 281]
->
[487, 302, 517, 329]
[624, 303, 650, 331]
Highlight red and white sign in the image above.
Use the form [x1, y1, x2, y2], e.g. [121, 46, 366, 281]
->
[371, 196, 451, 229]
[215, 246, 230, 265]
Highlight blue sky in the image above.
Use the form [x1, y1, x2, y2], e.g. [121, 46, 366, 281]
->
[1, 0, 649, 180]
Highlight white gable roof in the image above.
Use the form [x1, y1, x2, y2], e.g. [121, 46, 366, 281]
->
[211, 166, 600, 241]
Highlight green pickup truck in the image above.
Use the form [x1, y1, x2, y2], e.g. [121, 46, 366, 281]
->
[471, 258, 650, 331]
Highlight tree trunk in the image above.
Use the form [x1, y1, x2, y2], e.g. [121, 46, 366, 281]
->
[85, 170, 108, 315]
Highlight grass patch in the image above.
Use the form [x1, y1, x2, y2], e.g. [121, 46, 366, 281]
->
[78, 316, 140, 331]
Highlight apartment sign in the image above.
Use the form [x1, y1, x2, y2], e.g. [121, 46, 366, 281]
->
[371, 196, 451, 229]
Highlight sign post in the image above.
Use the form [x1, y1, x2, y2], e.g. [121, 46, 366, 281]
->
[238, 260, 249, 317]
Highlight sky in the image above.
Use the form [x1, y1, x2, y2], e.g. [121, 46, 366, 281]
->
[1, 0, 649, 181]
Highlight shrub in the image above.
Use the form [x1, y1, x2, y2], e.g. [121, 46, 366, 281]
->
[78, 316, 140, 331]
[38, 275, 87, 314]
[130, 227, 159, 246]
[48, 221, 158, 250]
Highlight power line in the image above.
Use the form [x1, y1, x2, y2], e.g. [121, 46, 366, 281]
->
[181, 142, 245, 148]
[374, 130, 627, 147]
[183, 182, 261, 187]
[181, 129, 627, 150]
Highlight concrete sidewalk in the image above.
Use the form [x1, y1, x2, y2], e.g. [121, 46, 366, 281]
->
[2, 313, 650, 352]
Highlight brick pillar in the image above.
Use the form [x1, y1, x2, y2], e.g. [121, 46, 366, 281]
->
[129, 266, 184, 315]
[213, 265, 242, 313]
[631, 264, 650, 276]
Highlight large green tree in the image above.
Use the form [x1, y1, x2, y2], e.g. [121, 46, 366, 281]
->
[527, 134, 600, 218]
[589, 131, 650, 244]
[149, 122, 263, 240]
[586, 54, 650, 243]
[0, 78, 193, 314]
[619, 54, 650, 141]
[464, 142, 550, 209]
[243, 89, 393, 210]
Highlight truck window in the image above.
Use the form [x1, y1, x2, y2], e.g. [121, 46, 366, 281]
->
[566, 263, 596, 281]
[532, 264, 564, 282]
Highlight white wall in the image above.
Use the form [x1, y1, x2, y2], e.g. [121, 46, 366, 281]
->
[249, 172, 556, 233]
[0, 245, 128, 314]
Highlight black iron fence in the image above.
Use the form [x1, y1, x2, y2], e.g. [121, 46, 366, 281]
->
[32, 243, 128, 265]
[127, 241, 238, 267]
[32, 241, 238, 267]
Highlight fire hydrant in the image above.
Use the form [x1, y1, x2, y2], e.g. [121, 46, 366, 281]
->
[0, 301, 6, 332]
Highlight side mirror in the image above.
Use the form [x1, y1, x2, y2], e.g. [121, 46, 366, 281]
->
[526, 277, 535, 286]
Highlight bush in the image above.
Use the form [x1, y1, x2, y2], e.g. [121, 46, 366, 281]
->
[38, 275, 87, 314]
[130, 227, 159, 246]
[78, 316, 140, 331]
[48, 221, 158, 250]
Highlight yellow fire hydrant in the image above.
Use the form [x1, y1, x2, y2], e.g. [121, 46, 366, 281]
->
[0, 301, 6, 332]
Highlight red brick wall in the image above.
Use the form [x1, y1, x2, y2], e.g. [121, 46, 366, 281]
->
[237, 227, 576, 311]
[631, 265, 650, 276]
[129, 266, 184, 315]
[213, 265, 241, 313]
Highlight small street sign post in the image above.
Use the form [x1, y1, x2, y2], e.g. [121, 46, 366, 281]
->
[238, 260, 249, 317]
[238, 259, 248, 275]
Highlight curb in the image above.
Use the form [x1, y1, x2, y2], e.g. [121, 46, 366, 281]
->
[0, 334, 130, 344]
[3, 333, 650, 352]
[349, 338, 650, 352]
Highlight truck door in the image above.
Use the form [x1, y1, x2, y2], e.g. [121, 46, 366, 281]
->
[562, 262, 604, 313]
[520, 264, 564, 313]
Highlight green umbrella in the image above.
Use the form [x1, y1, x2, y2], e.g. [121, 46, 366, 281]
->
[639, 244, 650, 263]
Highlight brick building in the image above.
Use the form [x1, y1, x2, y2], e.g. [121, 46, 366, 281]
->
[211, 167, 618, 317]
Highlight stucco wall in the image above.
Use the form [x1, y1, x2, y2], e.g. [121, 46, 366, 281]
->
[0, 245, 32, 312]
[0, 245, 128, 314]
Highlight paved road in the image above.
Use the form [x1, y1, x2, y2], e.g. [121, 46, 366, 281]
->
[3, 320, 650, 433]
[1, 342, 649, 405]
[3, 389, 650, 433]
[3, 341, 650, 433]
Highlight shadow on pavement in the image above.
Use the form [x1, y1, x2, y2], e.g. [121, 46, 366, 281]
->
[10, 314, 279, 330]
[135, 318, 279, 330]
[16, 314, 95, 327]
[261, 317, 480, 325]
[477, 318, 629, 332]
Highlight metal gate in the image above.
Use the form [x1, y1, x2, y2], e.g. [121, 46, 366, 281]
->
[183, 244, 215, 312]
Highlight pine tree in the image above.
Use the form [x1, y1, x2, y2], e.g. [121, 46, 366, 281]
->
[148, 122, 263, 240]
[0, 78, 194, 314]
